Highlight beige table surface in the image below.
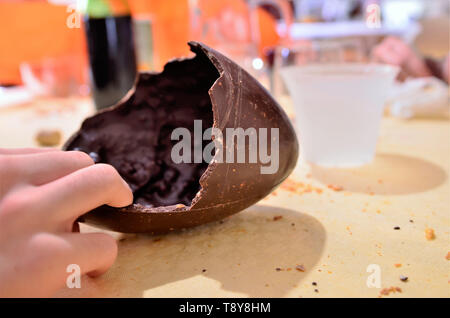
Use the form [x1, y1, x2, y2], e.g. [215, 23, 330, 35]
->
[0, 97, 449, 298]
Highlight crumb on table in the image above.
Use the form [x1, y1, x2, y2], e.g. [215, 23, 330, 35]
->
[399, 275, 408, 282]
[379, 286, 402, 296]
[280, 178, 324, 195]
[295, 264, 305, 272]
[35, 129, 62, 147]
[425, 228, 435, 240]
[327, 184, 343, 191]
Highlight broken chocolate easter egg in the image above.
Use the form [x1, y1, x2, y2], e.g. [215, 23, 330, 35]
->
[64, 41, 299, 233]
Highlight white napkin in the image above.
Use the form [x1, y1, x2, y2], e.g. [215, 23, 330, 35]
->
[0, 86, 34, 109]
[387, 77, 449, 119]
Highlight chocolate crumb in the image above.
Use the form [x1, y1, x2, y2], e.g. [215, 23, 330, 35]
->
[399, 275, 408, 282]
[314, 289, 319, 293]
[409, 219, 414, 223]
[379, 286, 402, 296]
[35, 129, 62, 147]
[394, 226, 400, 230]
[275, 268, 282, 271]
[327, 184, 343, 191]
[202, 269, 207, 272]
[295, 265, 305, 272]
[425, 228, 435, 240]
[273, 216, 283, 221]
[312, 282, 317, 286]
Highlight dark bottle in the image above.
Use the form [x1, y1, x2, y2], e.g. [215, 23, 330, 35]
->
[83, 0, 137, 110]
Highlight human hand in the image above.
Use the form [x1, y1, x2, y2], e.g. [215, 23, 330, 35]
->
[0, 148, 133, 297]
[372, 37, 432, 81]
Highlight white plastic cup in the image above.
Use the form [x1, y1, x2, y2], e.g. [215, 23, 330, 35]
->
[281, 63, 399, 167]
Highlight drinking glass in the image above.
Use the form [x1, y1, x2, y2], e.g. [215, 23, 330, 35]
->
[280, 63, 398, 167]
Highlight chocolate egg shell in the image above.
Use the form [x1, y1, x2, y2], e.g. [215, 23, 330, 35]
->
[64, 41, 299, 234]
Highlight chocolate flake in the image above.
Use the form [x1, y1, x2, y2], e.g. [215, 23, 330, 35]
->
[296, 265, 306, 272]
[399, 275, 408, 282]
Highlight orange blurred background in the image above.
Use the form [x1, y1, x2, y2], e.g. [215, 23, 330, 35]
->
[0, 0, 279, 86]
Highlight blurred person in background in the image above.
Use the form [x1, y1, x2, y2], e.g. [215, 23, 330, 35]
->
[372, 36, 449, 84]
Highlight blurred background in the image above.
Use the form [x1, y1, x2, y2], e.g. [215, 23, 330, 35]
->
[0, 0, 448, 148]
[1, 0, 448, 84]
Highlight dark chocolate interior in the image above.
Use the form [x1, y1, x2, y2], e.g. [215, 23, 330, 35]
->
[68, 51, 220, 207]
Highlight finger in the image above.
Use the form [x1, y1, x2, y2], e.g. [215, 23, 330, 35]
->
[444, 55, 450, 83]
[384, 36, 404, 49]
[12, 151, 94, 186]
[61, 232, 118, 277]
[0, 147, 59, 155]
[34, 163, 133, 222]
[385, 37, 415, 60]
[373, 46, 403, 66]
[371, 45, 384, 62]
[24, 232, 117, 295]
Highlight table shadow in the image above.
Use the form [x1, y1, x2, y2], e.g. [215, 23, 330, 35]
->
[310, 153, 446, 195]
[56, 205, 326, 298]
